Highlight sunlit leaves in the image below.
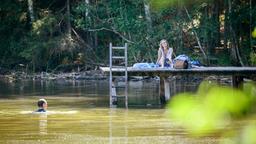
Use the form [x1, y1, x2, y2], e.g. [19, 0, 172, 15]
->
[32, 20, 44, 35]
[240, 123, 256, 144]
[205, 87, 250, 116]
[168, 92, 225, 135]
[250, 52, 256, 66]
[150, 0, 176, 10]
[167, 81, 256, 136]
[150, 0, 213, 10]
[252, 27, 256, 38]
[220, 123, 256, 144]
[32, 15, 58, 36]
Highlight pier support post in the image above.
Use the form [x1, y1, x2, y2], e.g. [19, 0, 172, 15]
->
[111, 80, 117, 106]
[159, 76, 170, 105]
[232, 76, 244, 88]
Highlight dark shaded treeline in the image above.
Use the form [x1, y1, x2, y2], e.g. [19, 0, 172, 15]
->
[0, 0, 256, 73]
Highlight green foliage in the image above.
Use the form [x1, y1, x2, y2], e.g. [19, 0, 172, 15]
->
[150, 0, 212, 10]
[220, 123, 256, 144]
[250, 52, 256, 66]
[167, 81, 256, 136]
[216, 51, 232, 66]
[252, 27, 256, 38]
[0, 0, 256, 71]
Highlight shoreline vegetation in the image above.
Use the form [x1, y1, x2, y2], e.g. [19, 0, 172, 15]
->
[0, 65, 253, 83]
[1, 1, 256, 75]
[0, 66, 236, 86]
[0, 68, 107, 82]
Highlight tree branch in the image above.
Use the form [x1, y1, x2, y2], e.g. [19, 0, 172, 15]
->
[230, 27, 245, 66]
[184, 6, 208, 63]
[71, 28, 101, 63]
[87, 27, 135, 44]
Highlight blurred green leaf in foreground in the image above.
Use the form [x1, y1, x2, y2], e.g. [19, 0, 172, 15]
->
[167, 81, 256, 137]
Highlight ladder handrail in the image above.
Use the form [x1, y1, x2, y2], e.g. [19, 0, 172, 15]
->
[109, 43, 113, 108]
[124, 43, 128, 108]
[112, 56, 125, 59]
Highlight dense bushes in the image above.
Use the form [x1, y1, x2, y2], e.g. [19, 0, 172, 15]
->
[0, 0, 255, 72]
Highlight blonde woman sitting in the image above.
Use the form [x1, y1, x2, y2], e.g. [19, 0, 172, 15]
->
[156, 39, 173, 68]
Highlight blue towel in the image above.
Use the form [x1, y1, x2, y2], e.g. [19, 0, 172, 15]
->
[132, 63, 159, 69]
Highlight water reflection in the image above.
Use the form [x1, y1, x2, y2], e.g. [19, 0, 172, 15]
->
[109, 109, 129, 144]
[39, 114, 47, 135]
[0, 79, 162, 106]
[0, 76, 235, 107]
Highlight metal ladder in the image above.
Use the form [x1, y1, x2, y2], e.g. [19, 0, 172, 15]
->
[109, 43, 128, 108]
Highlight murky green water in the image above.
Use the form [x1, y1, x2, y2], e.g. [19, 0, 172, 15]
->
[0, 78, 254, 143]
[0, 97, 222, 144]
[0, 79, 161, 107]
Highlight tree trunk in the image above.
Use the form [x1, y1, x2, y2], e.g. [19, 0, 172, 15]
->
[227, 0, 244, 66]
[144, 0, 152, 33]
[231, 27, 244, 66]
[223, 0, 229, 50]
[249, 0, 252, 51]
[28, 0, 36, 72]
[215, 0, 221, 47]
[67, 0, 72, 40]
[27, 0, 35, 23]
[85, 0, 89, 17]
[209, 0, 220, 55]
[94, 32, 98, 48]
[177, 1, 183, 52]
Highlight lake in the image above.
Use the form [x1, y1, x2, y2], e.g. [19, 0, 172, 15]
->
[0, 77, 253, 144]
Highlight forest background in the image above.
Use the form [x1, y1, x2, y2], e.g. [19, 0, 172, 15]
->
[0, 0, 256, 73]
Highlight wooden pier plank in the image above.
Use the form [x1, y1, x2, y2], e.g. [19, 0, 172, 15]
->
[100, 67, 256, 76]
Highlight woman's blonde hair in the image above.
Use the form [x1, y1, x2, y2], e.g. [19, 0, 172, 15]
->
[159, 39, 169, 49]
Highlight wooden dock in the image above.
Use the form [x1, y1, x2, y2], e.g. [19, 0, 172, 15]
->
[101, 66, 256, 105]
[100, 66, 256, 76]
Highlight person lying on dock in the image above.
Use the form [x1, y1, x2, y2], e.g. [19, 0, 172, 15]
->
[35, 99, 48, 112]
[156, 39, 174, 68]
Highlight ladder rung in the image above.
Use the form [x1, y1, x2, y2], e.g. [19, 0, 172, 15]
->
[112, 47, 125, 50]
[115, 86, 126, 88]
[112, 56, 125, 59]
[112, 95, 126, 98]
[113, 75, 126, 78]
